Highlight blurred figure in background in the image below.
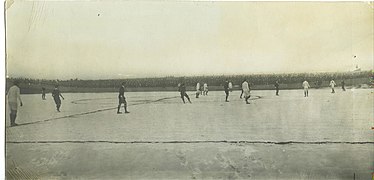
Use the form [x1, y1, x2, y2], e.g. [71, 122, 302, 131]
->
[203, 83, 208, 96]
[7, 81, 23, 127]
[179, 82, 191, 104]
[117, 82, 130, 114]
[224, 79, 230, 102]
[240, 80, 245, 99]
[196, 82, 201, 98]
[302, 80, 310, 97]
[274, 80, 280, 96]
[341, 80, 346, 91]
[228, 81, 233, 92]
[41, 87, 46, 100]
[199, 84, 204, 96]
[52, 85, 64, 112]
[242, 79, 251, 104]
[330, 79, 336, 93]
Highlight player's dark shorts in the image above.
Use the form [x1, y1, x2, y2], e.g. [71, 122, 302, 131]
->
[54, 97, 61, 105]
[119, 96, 126, 104]
[225, 90, 229, 95]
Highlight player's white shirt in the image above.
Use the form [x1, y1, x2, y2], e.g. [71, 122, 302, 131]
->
[242, 81, 249, 91]
[196, 83, 200, 90]
[302, 81, 310, 89]
[7, 85, 21, 103]
[330, 80, 336, 88]
[228, 82, 233, 89]
[203, 83, 208, 90]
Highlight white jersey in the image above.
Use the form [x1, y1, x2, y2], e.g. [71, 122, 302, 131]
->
[228, 82, 233, 89]
[330, 80, 336, 88]
[302, 81, 310, 89]
[196, 83, 200, 91]
[242, 81, 249, 91]
[203, 83, 208, 90]
[7, 85, 21, 103]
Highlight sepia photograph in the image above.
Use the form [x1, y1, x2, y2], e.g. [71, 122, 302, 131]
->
[4, 1, 374, 179]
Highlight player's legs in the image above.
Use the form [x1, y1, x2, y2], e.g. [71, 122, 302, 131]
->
[240, 89, 243, 99]
[185, 93, 191, 103]
[180, 92, 186, 103]
[123, 99, 129, 113]
[245, 96, 250, 104]
[117, 103, 122, 113]
[245, 92, 250, 104]
[10, 109, 18, 126]
[276, 88, 279, 96]
[57, 100, 61, 111]
[225, 90, 229, 102]
[54, 98, 61, 111]
[117, 97, 128, 113]
[56, 103, 61, 112]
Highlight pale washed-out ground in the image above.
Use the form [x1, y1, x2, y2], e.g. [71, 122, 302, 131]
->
[5, 88, 374, 179]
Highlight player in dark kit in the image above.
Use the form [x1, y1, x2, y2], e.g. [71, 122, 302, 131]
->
[42, 87, 46, 100]
[52, 85, 64, 112]
[178, 83, 191, 104]
[274, 80, 280, 96]
[341, 80, 346, 91]
[224, 80, 230, 102]
[117, 82, 130, 114]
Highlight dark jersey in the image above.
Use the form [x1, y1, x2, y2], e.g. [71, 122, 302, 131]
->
[274, 82, 279, 88]
[52, 89, 60, 99]
[224, 82, 229, 90]
[118, 86, 125, 98]
[179, 84, 186, 92]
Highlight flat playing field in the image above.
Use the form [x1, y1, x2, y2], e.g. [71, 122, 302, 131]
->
[5, 88, 374, 179]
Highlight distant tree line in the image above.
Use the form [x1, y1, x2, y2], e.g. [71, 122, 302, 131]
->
[6, 71, 372, 90]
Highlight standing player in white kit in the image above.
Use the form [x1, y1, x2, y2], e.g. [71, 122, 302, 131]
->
[203, 83, 208, 96]
[196, 82, 201, 98]
[302, 80, 310, 97]
[7, 81, 23, 126]
[330, 79, 336, 93]
[242, 79, 251, 104]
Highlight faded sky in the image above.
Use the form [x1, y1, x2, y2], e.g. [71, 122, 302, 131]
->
[5, 1, 374, 79]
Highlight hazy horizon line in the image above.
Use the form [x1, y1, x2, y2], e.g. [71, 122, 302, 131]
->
[6, 69, 372, 81]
